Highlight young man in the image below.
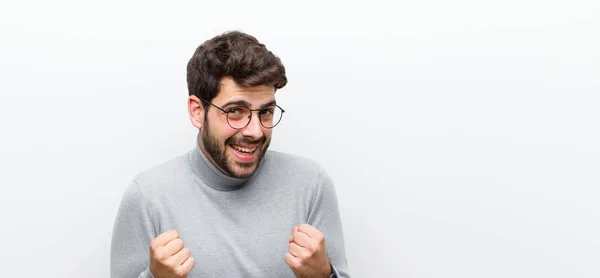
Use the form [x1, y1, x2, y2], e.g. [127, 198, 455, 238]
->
[111, 31, 349, 278]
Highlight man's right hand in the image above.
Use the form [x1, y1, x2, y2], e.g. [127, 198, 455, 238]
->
[149, 230, 196, 278]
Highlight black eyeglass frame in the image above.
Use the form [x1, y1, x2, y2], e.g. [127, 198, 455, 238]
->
[199, 98, 285, 130]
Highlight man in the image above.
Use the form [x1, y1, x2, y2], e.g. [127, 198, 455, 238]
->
[111, 31, 349, 278]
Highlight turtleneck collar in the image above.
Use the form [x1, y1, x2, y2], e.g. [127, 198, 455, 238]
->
[188, 135, 262, 191]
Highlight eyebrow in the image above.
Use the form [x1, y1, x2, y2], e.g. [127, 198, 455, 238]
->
[260, 100, 277, 109]
[222, 100, 277, 109]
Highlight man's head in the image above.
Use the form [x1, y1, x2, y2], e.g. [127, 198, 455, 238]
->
[186, 31, 287, 179]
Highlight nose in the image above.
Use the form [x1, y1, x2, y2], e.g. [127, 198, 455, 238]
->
[240, 112, 264, 140]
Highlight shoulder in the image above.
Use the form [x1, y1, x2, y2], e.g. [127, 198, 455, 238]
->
[130, 151, 191, 193]
[263, 150, 323, 174]
[261, 150, 333, 187]
[117, 151, 193, 221]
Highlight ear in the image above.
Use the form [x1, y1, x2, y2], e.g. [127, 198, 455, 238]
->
[188, 95, 205, 129]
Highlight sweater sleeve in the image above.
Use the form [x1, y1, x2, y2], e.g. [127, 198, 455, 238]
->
[307, 166, 350, 278]
[111, 180, 158, 278]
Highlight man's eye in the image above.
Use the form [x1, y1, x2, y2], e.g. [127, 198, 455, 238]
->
[260, 108, 274, 116]
[227, 108, 244, 115]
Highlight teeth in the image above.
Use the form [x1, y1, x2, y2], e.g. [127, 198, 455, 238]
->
[231, 145, 256, 153]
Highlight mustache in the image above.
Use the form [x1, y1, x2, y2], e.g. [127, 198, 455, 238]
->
[226, 136, 266, 146]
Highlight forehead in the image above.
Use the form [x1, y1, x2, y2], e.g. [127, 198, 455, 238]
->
[214, 77, 275, 107]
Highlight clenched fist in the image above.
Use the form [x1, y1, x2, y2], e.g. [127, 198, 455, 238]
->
[285, 224, 332, 278]
[149, 230, 195, 278]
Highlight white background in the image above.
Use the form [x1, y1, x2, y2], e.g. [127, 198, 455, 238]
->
[1, 0, 599, 277]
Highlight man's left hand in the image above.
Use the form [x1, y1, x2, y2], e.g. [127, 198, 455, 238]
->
[285, 224, 332, 278]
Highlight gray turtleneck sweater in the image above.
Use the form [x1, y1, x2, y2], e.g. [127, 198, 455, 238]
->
[110, 144, 349, 278]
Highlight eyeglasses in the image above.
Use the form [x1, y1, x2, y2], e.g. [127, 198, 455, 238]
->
[200, 98, 285, 129]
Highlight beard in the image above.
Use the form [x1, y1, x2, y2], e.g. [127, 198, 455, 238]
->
[200, 120, 270, 179]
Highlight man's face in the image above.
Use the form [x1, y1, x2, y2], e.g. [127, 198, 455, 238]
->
[198, 77, 275, 179]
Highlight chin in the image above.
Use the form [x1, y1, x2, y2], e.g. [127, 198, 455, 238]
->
[228, 162, 258, 179]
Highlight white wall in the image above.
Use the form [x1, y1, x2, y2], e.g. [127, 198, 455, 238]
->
[1, 0, 599, 277]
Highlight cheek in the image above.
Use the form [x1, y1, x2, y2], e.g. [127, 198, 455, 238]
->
[208, 123, 239, 144]
[222, 130, 240, 144]
[262, 129, 273, 139]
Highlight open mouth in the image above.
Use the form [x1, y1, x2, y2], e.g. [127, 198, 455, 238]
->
[229, 144, 258, 154]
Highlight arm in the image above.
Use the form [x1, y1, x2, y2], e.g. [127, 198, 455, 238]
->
[306, 166, 350, 278]
[110, 180, 157, 278]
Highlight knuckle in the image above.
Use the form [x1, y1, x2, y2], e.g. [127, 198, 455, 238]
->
[306, 249, 315, 258]
[150, 240, 159, 249]
[174, 238, 184, 246]
[286, 257, 296, 267]
[314, 241, 322, 249]
[168, 230, 179, 238]
[293, 259, 303, 268]
[175, 267, 189, 277]
[156, 251, 168, 261]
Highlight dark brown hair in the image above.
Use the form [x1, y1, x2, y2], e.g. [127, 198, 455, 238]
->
[186, 31, 288, 105]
